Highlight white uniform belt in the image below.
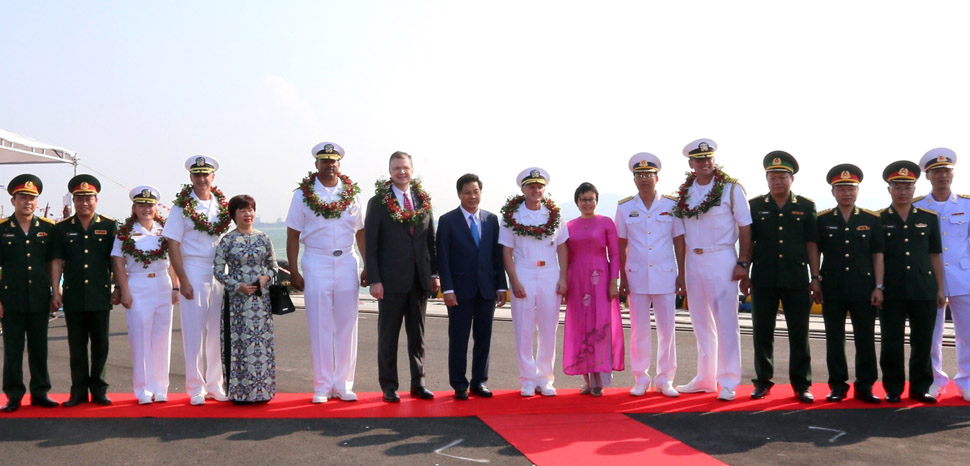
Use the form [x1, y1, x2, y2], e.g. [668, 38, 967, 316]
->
[306, 246, 353, 257]
[516, 259, 558, 268]
[127, 270, 164, 278]
[689, 245, 734, 255]
[182, 255, 216, 265]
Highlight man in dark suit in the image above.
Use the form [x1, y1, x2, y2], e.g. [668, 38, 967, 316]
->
[437, 174, 508, 400]
[365, 151, 439, 402]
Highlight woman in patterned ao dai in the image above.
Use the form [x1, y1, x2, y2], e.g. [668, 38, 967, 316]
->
[213, 195, 279, 403]
[564, 183, 625, 396]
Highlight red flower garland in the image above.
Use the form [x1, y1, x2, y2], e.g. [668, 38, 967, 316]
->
[174, 185, 232, 235]
[117, 215, 168, 268]
[298, 172, 360, 219]
[501, 195, 561, 239]
[672, 167, 730, 219]
[374, 179, 432, 225]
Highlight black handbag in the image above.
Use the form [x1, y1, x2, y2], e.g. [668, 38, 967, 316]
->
[269, 275, 295, 315]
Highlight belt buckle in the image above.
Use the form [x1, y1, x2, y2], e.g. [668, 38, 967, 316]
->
[147, 273, 156, 278]
[537, 261, 546, 266]
[333, 250, 343, 257]
[693, 248, 704, 255]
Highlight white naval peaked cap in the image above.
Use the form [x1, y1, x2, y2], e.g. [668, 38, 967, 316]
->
[629, 152, 662, 173]
[682, 138, 717, 158]
[311, 141, 345, 160]
[185, 155, 219, 173]
[919, 147, 956, 171]
[129, 185, 161, 204]
[517, 167, 550, 187]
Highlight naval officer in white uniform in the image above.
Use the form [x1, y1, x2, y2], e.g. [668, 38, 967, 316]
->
[286, 142, 366, 403]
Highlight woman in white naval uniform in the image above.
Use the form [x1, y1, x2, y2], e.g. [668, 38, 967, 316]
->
[111, 186, 179, 404]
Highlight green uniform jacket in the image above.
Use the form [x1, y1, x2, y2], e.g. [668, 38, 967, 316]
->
[817, 207, 885, 302]
[0, 215, 55, 313]
[52, 214, 116, 312]
[880, 205, 942, 301]
[749, 192, 818, 289]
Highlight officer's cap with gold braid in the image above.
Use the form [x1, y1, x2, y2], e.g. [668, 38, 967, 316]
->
[129, 185, 161, 204]
[629, 152, 661, 173]
[184, 155, 219, 174]
[516, 167, 550, 187]
[8, 174, 43, 196]
[883, 160, 920, 183]
[763, 150, 799, 174]
[919, 147, 956, 171]
[311, 141, 345, 161]
[68, 174, 101, 195]
[826, 163, 863, 186]
[682, 138, 717, 159]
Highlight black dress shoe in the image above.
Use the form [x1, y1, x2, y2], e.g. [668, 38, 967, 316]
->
[30, 396, 59, 408]
[454, 390, 469, 400]
[1, 399, 21, 413]
[62, 394, 88, 407]
[885, 393, 902, 403]
[383, 391, 400, 403]
[92, 394, 112, 406]
[853, 390, 882, 404]
[410, 387, 435, 400]
[470, 385, 493, 398]
[826, 388, 846, 402]
[750, 385, 771, 399]
[796, 389, 815, 403]
[912, 393, 938, 404]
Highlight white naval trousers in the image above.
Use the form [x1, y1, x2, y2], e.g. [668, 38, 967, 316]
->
[179, 259, 225, 397]
[931, 294, 970, 391]
[629, 293, 677, 387]
[302, 248, 359, 395]
[126, 271, 174, 399]
[684, 249, 742, 390]
[510, 264, 561, 387]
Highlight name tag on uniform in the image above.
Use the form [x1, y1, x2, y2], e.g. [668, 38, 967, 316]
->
[884, 225, 896, 229]
[916, 223, 928, 228]
[826, 225, 838, 230]
[67, 232, 79, 236]
[758, 211, 770, 215]
[95, 230, 108, 235]
[856, 226, 870, 231]
[629, 211, 640, 217]
[2, 233, 13, 238]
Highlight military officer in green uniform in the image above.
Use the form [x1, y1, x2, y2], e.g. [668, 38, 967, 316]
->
[814, 164, 884, 403]
[0, 175, 59, 412]
[742, 151, 820, 403]
[51, 175, 117, 407]
[879, 160, 945, 404]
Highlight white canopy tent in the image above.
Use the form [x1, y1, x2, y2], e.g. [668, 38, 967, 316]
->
[0, 128, 78, 168]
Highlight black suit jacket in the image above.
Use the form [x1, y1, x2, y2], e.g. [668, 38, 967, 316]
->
[364, 189, 437, 294]
[436, 208, 507, 301]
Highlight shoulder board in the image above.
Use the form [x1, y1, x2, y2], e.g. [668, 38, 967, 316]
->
[749, 194, 765, 202]
[877, 208, 888, 214]
[618, 195, 634, 205]
[912, 195, 925, 203]
[100, 215, 115, 223]
[959, 194, 970, 200]
[818, 208, 833, 216]
[662, 194, 678, 201]
[56, 218, 71, 224]
[918, 208, 938, 216]
[0, 217, 9, 225]
[38, 217, 55, 224]
[797, 195, 814, 204]
[725, 177, 738, 183]
[861, 208, 880, 217]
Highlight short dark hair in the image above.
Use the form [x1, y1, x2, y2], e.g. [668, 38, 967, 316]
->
[456, 173, 482, 193]
[389, 151, 412, 167]
[228, 194, 256, 224]
[574, 182, 598, 204]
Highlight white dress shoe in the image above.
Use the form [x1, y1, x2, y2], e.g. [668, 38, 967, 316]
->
[630, 383, 648, 396]
[153, 394, 167, 403]
[520, 384, 536, 397]
[539, 384, 557, 397]
[676, 382, 716, 394]
[928, 383, 945, 398]
[206, 392, 229, 402]
[190, 395, 205, 406]
[312, 393, 329, 404]
[657, 383, 680, 398]
[333, 390, 358, 401]
[717, 387, 735, 401]
[137, 395, 152, 405]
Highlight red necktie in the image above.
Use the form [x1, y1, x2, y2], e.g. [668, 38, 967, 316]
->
[403, 192, 415, 235]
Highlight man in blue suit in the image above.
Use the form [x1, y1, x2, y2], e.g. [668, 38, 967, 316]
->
[437, 173, 508, 400]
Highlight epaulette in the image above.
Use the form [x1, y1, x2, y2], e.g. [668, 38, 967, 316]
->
[725, 177, 739, 183]
[56, 218, 71, 224]
[662, 194, 678, 201]
[818, 208, 833, 216]
[959, 194, 970, 200]
[913, 195, 926, 203]
[750, 194, 767, 202]
[0, 217, 9, 225]
[877, 208, 888, 214]
[38, 217, 55, 224]
[797, 195, 814, 204]
[917, 207, 938, 216]
[861, 208, 880, 217]
[100, 215, 115, 223]
[618, 195, 634, 205]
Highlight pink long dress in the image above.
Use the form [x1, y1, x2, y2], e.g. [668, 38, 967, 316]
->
[563, 215, 625, 377]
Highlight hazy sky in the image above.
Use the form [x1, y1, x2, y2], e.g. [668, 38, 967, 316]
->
[2, 1, 968, 222]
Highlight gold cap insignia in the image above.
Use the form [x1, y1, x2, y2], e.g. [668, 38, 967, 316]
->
[530, 169, 541, 178]
[841, 171, 850, 179]
[141, 188, 152, 198]
[80, 182, 91, 191]
[323, 144, 334, 154]
[638, 160, 649, 168]
[772, 157, 781, 166]
[899, 168, 909, 176]
[24, 181, 35, 190]
[195, 157, 206, 167]
[699, 142, 709, 152]
[938, 155, 948, 163]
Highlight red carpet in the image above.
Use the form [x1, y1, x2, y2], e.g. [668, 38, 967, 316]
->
[480, 413, 724, 465]
[1, 382, 965, 419]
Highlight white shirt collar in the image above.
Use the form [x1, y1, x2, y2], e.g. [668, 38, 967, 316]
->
[459, 206, 480, 221]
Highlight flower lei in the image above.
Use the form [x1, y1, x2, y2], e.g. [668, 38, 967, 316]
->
[117, 215, 168, 268]
[501, 195, 561, 239]
[299, 172, 360, 219]
[374, 178, 432, 225]
[672, 166, 731, 219]
[174, 185, 232, 235]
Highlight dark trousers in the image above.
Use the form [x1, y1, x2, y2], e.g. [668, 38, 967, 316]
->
[751, 286, 812, 390]
[2, 312, 52, 401]
[377, 279, 428, 392]
[879, 299, 935, 397]
[64, 310, 111, 397]
[447, 294, 496, 391]
[822, 300, 878, 392]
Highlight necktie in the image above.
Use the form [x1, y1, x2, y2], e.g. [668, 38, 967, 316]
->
[403, 192, 415, 235]
[469, 214, 480, 246]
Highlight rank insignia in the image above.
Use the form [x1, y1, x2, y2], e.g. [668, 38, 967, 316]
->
[95, 229, 108, 235]
[856, 226, 870, 231]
